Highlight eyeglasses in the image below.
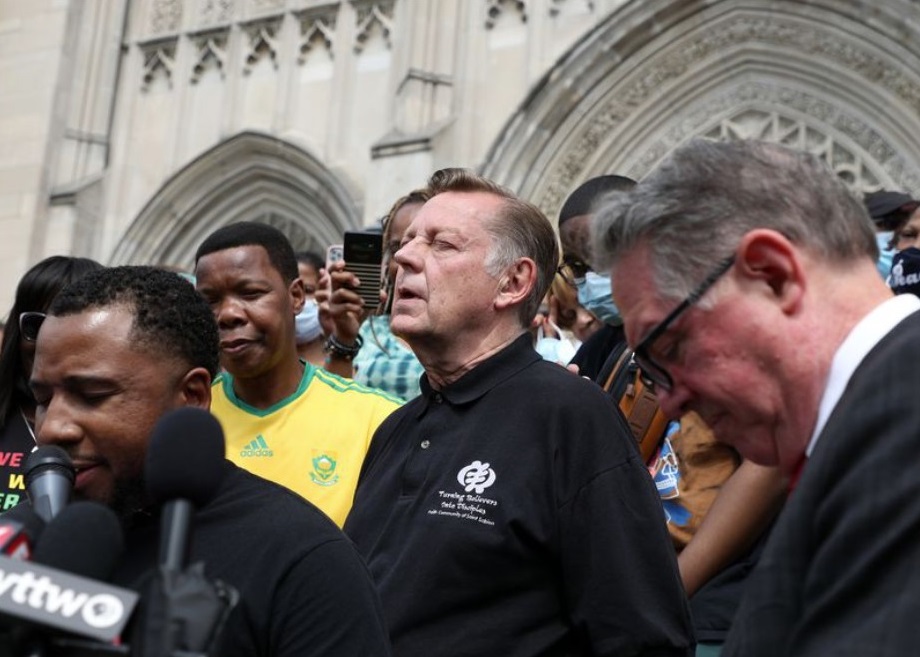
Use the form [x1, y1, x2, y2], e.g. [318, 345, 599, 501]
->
[556, 256, 591, 287]
[19, 312, 46, 342]
[633, 255, 736, 392]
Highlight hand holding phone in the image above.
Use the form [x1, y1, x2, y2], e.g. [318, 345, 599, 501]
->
[343, 231, 383, 310]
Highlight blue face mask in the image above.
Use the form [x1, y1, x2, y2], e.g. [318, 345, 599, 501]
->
[576, 271, 622, 326]
[876, 231, 895, 280]
[295, 300, 322, 344]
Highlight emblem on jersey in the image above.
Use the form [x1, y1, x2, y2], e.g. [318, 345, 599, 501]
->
[310, 452, 340, 486]
[240, 435, 273, 457]
[457, 460, 496, 494]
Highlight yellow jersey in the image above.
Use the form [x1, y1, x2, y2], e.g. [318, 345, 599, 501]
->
[211, 362, 402, 526]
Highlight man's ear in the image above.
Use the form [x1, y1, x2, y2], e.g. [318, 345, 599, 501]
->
[495, 258, 537, 312]
[736, 229, 806, 314]
[177, 366, 212, 410]
[289, 277, 306, 315]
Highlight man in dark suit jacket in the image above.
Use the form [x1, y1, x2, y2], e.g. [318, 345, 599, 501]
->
[592, 137, 920, 656]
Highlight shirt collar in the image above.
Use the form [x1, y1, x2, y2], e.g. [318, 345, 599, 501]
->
[418, 333, 540, 409]
[807, 294, 920, 455]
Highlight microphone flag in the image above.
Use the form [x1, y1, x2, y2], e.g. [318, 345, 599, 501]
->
[0, 553, 138, 642]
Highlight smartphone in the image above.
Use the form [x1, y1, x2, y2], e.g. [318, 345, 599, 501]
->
[343, 231, 383, 309]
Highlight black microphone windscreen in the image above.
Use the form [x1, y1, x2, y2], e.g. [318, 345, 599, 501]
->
[145, 407, 226, 508]
[32, 501, 124, 582]
[23, 445, 75, 487]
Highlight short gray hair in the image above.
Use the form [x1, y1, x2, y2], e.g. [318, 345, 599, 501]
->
[426, 168, 559, 326]
[592, 139, 878, 300]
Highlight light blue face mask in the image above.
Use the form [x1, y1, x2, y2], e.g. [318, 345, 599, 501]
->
[295, 299, 323, 344]
[576, 271, 622, 326]
[876, 231, 895, 280]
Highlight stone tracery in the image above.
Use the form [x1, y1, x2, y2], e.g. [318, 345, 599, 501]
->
[190, 30, 229, 83]
[480, 4, 920, 219]
[351, 0, 395, 53]
[297, 6, 339, 62]
[141, 40, 177, 90]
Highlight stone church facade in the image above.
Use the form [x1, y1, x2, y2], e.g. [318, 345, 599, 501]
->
[3, 0, 919, 309]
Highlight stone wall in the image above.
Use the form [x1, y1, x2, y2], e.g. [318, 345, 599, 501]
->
[1, 0, 918, 311]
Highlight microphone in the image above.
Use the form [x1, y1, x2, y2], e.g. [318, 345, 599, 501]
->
[24, 446, 75, 524]
[3, 502, 137, 656]
[32, 501, 124, 580]
[145, 407, 226, 572]
[139, 408, 228, 657]
[0, 503, 45, 560]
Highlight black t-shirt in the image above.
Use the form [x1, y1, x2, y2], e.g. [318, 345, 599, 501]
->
[114, 462, 391, 657]
[568, 323, 626, 382]
[345, 333, 694, 657]
[0, 412, 35, 511]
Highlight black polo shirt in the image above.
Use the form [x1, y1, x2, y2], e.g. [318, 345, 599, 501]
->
[345, 333, 693, 657]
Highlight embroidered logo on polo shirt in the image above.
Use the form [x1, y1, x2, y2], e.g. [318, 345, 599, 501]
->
[457, 460, 496, 494]
[240, 435, 273, 457]
[309, 452, 340, 486]
[427, 460, 501, 527]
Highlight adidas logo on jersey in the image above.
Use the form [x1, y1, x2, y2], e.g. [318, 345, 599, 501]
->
[240, 435, 273, 457]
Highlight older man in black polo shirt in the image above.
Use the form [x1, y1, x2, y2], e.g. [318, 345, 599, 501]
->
[343, 169, 693, 657]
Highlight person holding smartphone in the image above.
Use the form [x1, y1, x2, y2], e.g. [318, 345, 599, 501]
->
[323, 190, 429, 400]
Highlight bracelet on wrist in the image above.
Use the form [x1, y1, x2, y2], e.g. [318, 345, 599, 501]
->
[323, 333, 364, 361]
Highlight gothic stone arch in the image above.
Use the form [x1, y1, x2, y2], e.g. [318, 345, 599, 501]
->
[111, 131, 361, 268]
[482, 0, 920, 220]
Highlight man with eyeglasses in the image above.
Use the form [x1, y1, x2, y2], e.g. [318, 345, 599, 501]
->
[559, 175, 784, 657]
[594, 138, 919, 657]
[556, 175, 635, 381]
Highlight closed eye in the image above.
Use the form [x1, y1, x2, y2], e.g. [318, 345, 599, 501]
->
[81, 390, 116, 402]
[31, 390, 51, 409]
[236, 284, 270, 300]
[653, 334, 682, 364]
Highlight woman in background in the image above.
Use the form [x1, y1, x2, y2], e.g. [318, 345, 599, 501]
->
[0, 256, 103, 507]
[322, 189, 429, 400]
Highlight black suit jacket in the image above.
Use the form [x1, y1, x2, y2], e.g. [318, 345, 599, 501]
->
[723, 308, 920, 656]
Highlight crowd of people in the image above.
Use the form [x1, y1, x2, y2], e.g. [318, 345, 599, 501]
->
[1, 138, 920, 656]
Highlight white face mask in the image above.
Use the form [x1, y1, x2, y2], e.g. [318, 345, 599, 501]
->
[534, 332, 579, 366]
[294, 300, 322, 344]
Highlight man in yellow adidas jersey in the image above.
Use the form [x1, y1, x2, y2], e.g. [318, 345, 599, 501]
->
[194, 221, 402, 526]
